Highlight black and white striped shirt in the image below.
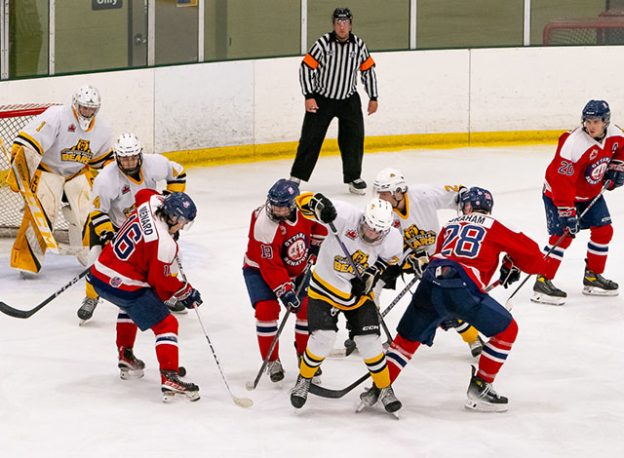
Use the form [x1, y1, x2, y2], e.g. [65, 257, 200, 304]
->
[300, 32, 378, 101]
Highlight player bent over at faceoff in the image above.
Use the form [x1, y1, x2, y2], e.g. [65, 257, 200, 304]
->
[290, 193, 404, 415]
[88, 188, 202, 402]
[368, 187, 554, 412]
[243, 179, 327, 383]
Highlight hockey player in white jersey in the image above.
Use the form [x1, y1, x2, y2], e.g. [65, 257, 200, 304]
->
[7, 85, 113, 275]
[289, 193, 404, 415]
[77, 132, 187, 323]
[371, 168, 484, 357]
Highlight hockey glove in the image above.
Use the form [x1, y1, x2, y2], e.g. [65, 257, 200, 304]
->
[605, 159, 624, 190]
[175, 284, 203, 309]
[98, 230, 115, 246]
[350, 261, 386, 297]
[455, 186, 468, 212]
[406, 250, 429, 277]
[277, 283, 301, 313]
[309, 193, 337, 223]
[440, 317, 460, 331]
[498, 255, 521, 289]
[557, 207, 579, 236]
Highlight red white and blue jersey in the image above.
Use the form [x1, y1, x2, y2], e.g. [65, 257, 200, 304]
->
[544, 125, 624, 207]
[90, 188, 185, 301]
[431, 212, 549, 291]
[243, 206, 327, 294]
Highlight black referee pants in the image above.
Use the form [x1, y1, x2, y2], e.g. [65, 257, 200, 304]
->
[290, 93, 364, 183]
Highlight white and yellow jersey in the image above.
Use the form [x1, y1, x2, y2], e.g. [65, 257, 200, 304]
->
[91, 154, 185, 228]
[393, 184, 463, 256]
[308, 201, 402, 311]
[13, 105, 113, 177]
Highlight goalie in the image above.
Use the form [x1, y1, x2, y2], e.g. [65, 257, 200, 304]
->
[78, 132, 187, 323]
[6, 85, 114, 275]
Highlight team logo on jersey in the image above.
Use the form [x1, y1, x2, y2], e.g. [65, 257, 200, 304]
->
[110, 276, 122, 288]
[121, 185, 130, 195]
[404, 225, 436, 251]
[586, 157, 610, 185]
[283, 234, 307, 266]
[333, 249, 369, 274]
[60, 139, 93, 164]
[589, 148, 598, 160]
[345, 229, 358, 240]
[68, 124, 76, 133]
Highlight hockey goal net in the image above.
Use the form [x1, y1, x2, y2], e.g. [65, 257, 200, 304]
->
[0, 103, 69, 238]
[543, 14, 624, 45]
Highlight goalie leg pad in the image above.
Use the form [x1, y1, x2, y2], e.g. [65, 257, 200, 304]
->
[63, 173, 92, 264]
[10, 216, 46, 273]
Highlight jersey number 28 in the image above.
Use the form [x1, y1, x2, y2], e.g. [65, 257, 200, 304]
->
[440, 223, 485, 258]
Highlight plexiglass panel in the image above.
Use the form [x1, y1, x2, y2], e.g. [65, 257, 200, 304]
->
[8, 0, 48, 78]
[154, 0, 198, 66]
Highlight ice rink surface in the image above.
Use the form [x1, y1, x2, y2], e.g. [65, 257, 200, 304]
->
[1, 145, 623, 458]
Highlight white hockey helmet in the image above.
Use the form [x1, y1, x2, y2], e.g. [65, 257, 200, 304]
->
[360, 198, 394, 244]
[113, 132, 143, 175]
[373, 168, 407, 198]
[72, 85, 101, 131]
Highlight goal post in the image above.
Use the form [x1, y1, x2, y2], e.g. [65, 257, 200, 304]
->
[543, 14, 624, 45]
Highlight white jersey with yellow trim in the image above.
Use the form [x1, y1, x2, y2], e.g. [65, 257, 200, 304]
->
[309, 201, 402, 310]
[13, 105, 113, 177]
[393, 184, 462, 256]
[91, 154, 185, 228]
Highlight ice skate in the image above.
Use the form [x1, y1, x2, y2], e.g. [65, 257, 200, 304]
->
[357, 385, 402, 418]
[267, 359, 285, 383]
[531, 275, 566, 306]
[290, 375, 312, 408]
[349, 178, 367, 195]
[297, 355, 322, 385]
[465, 366, 508, 412]
[344, 338, 357, 356]
[161, 369, 200, 402]
[118, 347, 145, 380]
[583, 267, 619, 296]
[78, 297, 99, 324]
[356, 385, 380, 412]
[469, 336, 485, 358]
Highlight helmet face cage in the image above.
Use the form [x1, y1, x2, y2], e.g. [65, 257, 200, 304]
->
[582, 99, 611, 127]
[332, 7, 353, 22]
[265, 179, 300, 222]
[114, 133, 143, 175]
[162, 192, 197, 229]
[359, 198, 394, 245]
[460, 187, 494, 214]
[72, 85, 101, 131]
[373, 168, 407, 200]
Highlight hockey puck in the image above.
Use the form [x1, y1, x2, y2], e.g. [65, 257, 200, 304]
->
[178, 366, 187, 377]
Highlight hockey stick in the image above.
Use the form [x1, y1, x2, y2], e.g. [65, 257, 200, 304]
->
[245, 259, 314, 391]
[0, 268, 90, 319]
[328, 221, 394, 344]
[380, 274, 420, 318]
[176, 259, 253, 408]
[309, 372, 370, 399]
[505, 183, 610, 306]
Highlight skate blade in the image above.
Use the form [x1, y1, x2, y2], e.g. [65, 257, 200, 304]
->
[162, 390, 200, 403]
[582, 286, 619, 296]
[120, 369, 144, 380]
[464, 398, 508, 412]
[530, 293, 565, 306]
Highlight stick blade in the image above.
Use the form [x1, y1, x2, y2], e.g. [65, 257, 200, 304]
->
[234, 396, 254, 408]
[0, 301, 33, 319]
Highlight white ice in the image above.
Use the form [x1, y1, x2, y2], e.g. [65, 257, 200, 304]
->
[1, 145, 623, 458]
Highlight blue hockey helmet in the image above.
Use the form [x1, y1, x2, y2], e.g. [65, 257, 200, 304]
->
[460, 186, 493, 214]
[266, 179, 300, 222]
[582, 99, 611, 125]
[162, 192, 197, 226]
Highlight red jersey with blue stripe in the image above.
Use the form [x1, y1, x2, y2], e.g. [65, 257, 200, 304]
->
[90, 189, 185, 301]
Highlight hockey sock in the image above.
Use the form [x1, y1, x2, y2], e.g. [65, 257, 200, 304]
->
[477, 319, 518, 383]
[385, 333, 421, 383]
[455, 320, 479, 344]
[300, 347, 323, 379]
[151, 314, 179, 372]
[85, 280, 99, 300]
[364, 353, 391, 389]
[294, 299, 309, 355]
[255, 300, 280, 361]
[542, 234, 573, 279]
[586, 224, 613, 273]
[116, 311, 138, 349]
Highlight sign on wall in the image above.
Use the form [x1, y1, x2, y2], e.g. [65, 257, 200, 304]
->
[92, 0, 123, 10]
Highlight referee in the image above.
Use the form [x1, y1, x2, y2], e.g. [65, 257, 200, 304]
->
[289, 7, 378, 195]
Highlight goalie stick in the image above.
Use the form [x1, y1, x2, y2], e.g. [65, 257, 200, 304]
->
[0, 268, 90, 319]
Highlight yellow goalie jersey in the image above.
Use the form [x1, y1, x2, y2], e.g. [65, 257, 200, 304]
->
[90, 154, 186, 229]
[13, 104, 113, 176]
[306, 200, 402, 311]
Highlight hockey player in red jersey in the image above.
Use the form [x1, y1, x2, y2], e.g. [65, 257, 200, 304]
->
[532, 100, 624, 305]
[243, 179, 327, 383]
[88, 188, 202, 402]
[367, 187, 554, 412]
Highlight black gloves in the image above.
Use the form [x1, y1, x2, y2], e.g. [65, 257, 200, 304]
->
[498, 255, 520, 289]
[309, 193, 337, 223]
[605, 159, 624, 190]
[350, 261, 385, 297]
[176, 284, 203, 309]
[406, 250, 429, 277]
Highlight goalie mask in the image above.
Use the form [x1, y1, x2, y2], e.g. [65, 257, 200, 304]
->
[72, 85, 101, 131]
[113, 132, 143, 176]
[265, 179, 300, 222]
[373, 168, 407, 202]
[360, 198, 394, 245]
